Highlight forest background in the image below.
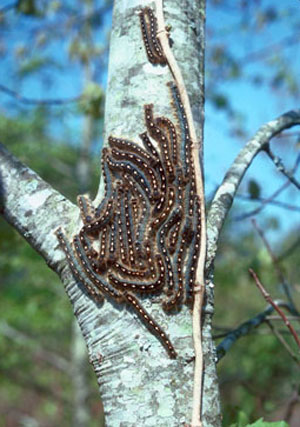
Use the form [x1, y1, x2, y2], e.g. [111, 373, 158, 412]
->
[0, 0, 299, 425]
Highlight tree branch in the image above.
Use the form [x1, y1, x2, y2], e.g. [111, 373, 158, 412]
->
[249, 269, 300, 349]
[251, 219, 299, 314]
[232, 151, 300, 221]
[0, 83, 80, 106]
[0, 142, 76, 267]
[278, 235, 300, 262]
[265, 146, 300, 190]
[206, 110, 300, 270]
[266, 320, 300, 366]
[0, 321, 70, 373]
[235, 192, 300, 217]
[216, 300, 295, 361]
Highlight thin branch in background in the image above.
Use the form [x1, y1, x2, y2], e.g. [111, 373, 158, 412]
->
[216, 305, 275, 361]
[233, 152, 300, 221]
[0, 366, 69, 404]
[0, 83, 80, 106]
[266, 320, 300, 366]
[267, 315, 300, 322]
[274, 131, 300, 139]
[26, 4, 112, 41]
[239, 34, 300, 65]
[251, 219, 299, 314]
[0, 321, 71, 374]
[206, 110, 300, 271]
[213, 328, 254, 340]
[236, 192, 300, 212]
[233, 181, 290, 221]
[265, 145, 300, 191]
[216, 300, 296, 361]
[249, 268, 300, 349]
[283, 388, 300, 424]
[278, 235, 300, 262]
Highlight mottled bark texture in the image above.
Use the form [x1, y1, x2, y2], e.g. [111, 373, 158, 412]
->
[0, 0, 221, 424]
[2, 0, 299, 424]
[95, 0, 221, 426]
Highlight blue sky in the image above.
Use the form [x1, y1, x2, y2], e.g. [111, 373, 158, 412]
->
[0, 0, 299, 242]
[205, 0, 300, 240]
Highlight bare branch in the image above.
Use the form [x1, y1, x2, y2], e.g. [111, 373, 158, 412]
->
[267, 316, 300, 322]
[234, 190, 300, 220]
[216, 305, 273, 361]
[251, 220, 299, 314]
[233, 152, 300, 221]
[265, 146, 300, 190]
[283, 388, 300, 423]
[239, 34, 300, 65]
[278, 235, 300, 262]
[0, 321, 71, 373]
[0, 83, 80, 106]
[249, 269, 300, 349]
[206, 110, 300, 269]
[0, 366, 69, 404]
[266, 320, 300, 366]
[216, 300, 295, 361]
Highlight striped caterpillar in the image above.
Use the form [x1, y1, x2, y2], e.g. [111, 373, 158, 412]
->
[55, 7, 201, 359]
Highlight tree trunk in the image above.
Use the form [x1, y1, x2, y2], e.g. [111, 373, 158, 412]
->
[0, 0, 222, 425]
[93, 0, 221, 425]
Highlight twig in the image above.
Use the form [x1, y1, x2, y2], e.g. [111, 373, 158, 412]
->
[155, 1, 206, 426]
[216, 300, 296, 361]
[239, 34, 300, 65]
[283, 388, 300, 423]
[234, 190, 300, 221]
[265, 146, 300, 190]
[233, 152, 300, 221]
[278, 235, 300, 262]
[266, 320, 300, 366]
[234, 187, 285, 221]
[249, 269, 300, 349]
[267, 315, 300, 322]
[237, 194, 300, 211]
[206, 110, 300, 271]
[0, 321, 71, 373]
[274, 131, 300, 139]
[251, 219, 299, 314]
[216, 305, 274, 361]
[0, 83, 80, 106]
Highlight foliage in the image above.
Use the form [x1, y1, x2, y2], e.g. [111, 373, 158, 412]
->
[0, 109, 102, 425]
[0, 0, 300, 425]
[215, 220, 300, 425]
[230, 412, 289, 427]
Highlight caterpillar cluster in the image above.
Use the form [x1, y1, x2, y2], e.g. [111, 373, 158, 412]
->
[55, 7, 201, 359]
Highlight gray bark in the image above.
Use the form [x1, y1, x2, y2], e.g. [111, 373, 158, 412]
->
[94, 0, 221, 425]
[2, 0, 299, 425]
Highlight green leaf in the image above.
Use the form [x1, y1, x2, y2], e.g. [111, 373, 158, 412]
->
[247, 419, 289, 427]
[248, 180, 261, 200]
[238, 411, 250, 426]
[78, 82, 104, 118]
[230, 417, 289, 427]
[17, 0, 42, 16]
[229, 410, 249, 427]
[18, 56, 50, 76]
[211, 93, 229, 110]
